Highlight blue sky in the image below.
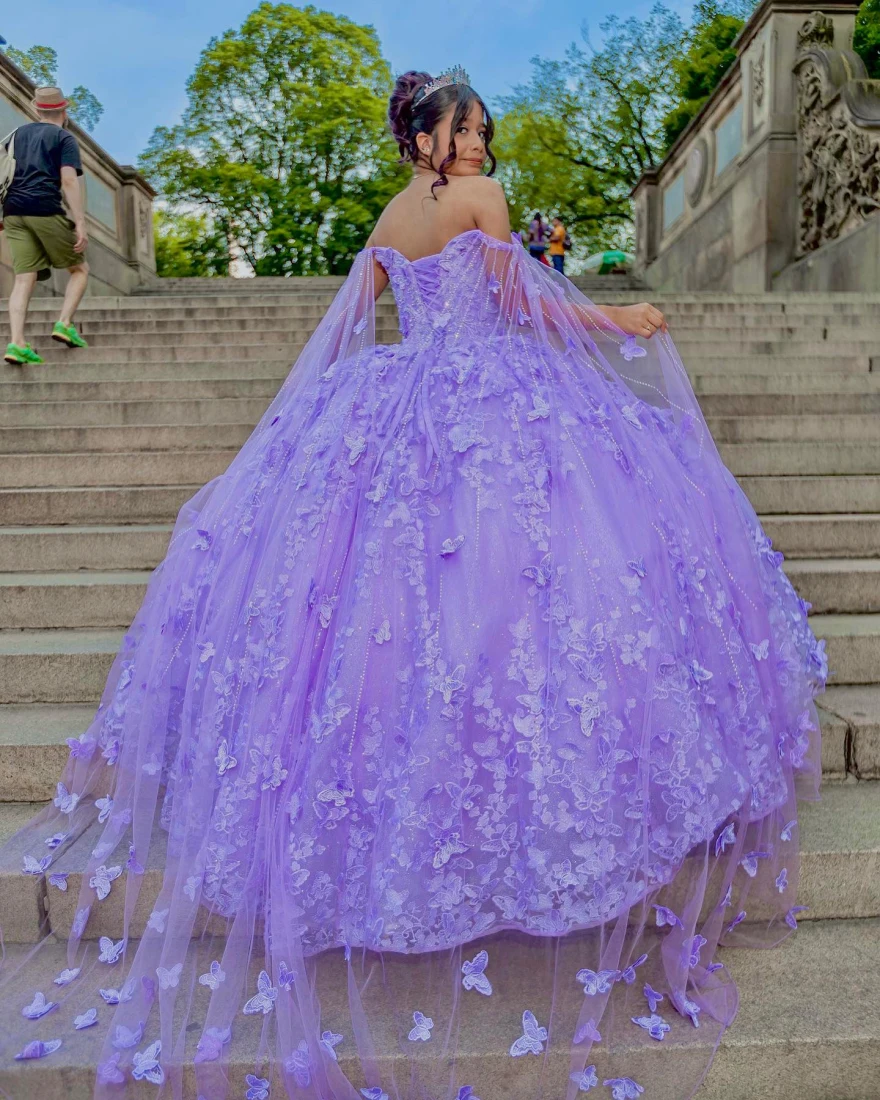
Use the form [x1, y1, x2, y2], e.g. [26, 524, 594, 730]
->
[1, 0, 694, 166]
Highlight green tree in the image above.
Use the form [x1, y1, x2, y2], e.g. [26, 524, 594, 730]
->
[854, 0, 880, 78]
[3, 43, 104, 132]
[153, 210, 231, 278]
[495, 4, 686, 249]
[662, 1, 757, 150]
[140, 3, 406, 277]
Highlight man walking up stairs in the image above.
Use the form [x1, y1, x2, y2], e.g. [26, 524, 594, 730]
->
[0, 281, 878, 1097]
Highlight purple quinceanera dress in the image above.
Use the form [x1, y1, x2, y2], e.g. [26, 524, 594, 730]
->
[0, 230, 825, 1100]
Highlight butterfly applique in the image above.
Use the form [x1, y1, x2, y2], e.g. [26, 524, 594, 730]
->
[509, 1010, 548, 1057]
[215, 739, 237, 776]
[21, 854, 51, 875]
[90, 864, 122, 901]
[644, 983, 664, 1012]
[320, 1030, 344, 1061]
[461, 950, 492, 995]
[285, 1040, 312, 1087]
[569, 1065, 599, 1092]
[131, 1039, 164, 1084]
[156, 962, 183, 990]
[74, 1008, 98, 1030]
[21, 991, 57, 1019]
[98, 935, 125, 964]
[111, 1022, 144, 1050]
[15, 1040, 62, 1060]
[54, 782, 80, 814]
[408, 1011, 434, 1042]
[66, 734, 96, 759]
[652, 905, 682, 929]
[714, 822, 736, 857]
[631, 1013, 670, 1041]
[194, 1026, 231, 1064]
[573, 1018, 601, 1044]
[604, 1078, 644, 1099]
[198, 960, 226, 991]
[371, 620, 392, 644]
[246, 1074, 270, 1099]
[53, 967, 80, 986]
[94, 795, 113, 823]
[99, 978, 135, 1004]
[575, 967, 618, 996]
[440, 534, 466, 556]
[147, 908, 169, 933]
[243, 970, 277, 1015]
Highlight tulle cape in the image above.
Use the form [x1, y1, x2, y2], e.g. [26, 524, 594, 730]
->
[0, 230, 825, 1100]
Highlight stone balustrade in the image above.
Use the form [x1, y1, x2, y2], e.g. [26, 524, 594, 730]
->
[633, 0, 880, 292]
[0, 50, 157, 297]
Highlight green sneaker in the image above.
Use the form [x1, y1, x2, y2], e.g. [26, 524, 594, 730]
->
[51, 321, 88, 349]
[4, 342, 44, 365]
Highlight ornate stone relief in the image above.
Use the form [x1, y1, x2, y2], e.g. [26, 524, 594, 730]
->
[685, 139, 708, 206]
[752, 43, 766, 110]
[794, 13, 880, 254]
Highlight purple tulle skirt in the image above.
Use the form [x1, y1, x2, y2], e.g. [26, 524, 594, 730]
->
[0, 231, 825, 1100]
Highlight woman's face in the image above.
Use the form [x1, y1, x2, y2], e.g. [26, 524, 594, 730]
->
[416, 98, 488, 176]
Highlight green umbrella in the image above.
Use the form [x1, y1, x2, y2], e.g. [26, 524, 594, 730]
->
[582, 249, 633, 274]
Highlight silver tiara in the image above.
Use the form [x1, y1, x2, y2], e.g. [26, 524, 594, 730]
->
[416, 66, 471, 105]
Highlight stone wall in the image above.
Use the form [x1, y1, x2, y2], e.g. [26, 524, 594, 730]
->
[633, 0, 880, 292]
[0, 51, 157, 297]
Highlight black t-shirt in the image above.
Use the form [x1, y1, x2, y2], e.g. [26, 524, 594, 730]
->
[2, 121, 83, 217]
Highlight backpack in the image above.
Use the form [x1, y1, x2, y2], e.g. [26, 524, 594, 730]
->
[563, 231, 573, 252]
[0, 129, 18, 207]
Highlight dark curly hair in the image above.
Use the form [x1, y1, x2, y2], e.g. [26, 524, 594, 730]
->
[388, 71, 497, 197]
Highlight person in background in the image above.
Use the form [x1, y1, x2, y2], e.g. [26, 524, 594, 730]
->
[527, 211, 550, 265]
[549, 216, 567, 273]
[1, 85, 90, 366]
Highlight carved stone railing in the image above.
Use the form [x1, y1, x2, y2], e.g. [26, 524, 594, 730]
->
[794, 11, 880, 254]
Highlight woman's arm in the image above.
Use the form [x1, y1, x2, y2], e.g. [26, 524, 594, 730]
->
[593, 302, 668, 338]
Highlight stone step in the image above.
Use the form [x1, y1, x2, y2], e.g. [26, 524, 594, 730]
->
[0, 628, 124, 704]
[677, 339, 879, 357]
[11, 342, 304, 365]
[0, 777, 875, 945]
[812, 613, 880, 685]
[692, 372, 880, 395]
[720, 441, 880, 476]
[0, 525, 171, 572]
[0, 451, 234, 490]
[818, 685, 880, 778]
[0, 423, 253, 455]
[0, 704, 97, 800]
[0, 361, 295, 383]
[785, 559, 880, 614]
[0, 571, 150, 629]
[0, 376, 282, 403]
[699, 392, 880, 416]
[0, 677, 865, 803]
[0, 555, 870, 637]
[738, 475, 880, 514]
[708, 414, 880, 443]
[0, 397, 269, 429]
[764, 513, 880, 559]
[0, 916, 876, 1099]
[0, 485, 196, 526]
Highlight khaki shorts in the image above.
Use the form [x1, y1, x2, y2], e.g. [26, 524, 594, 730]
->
[3, 213, 84, 280]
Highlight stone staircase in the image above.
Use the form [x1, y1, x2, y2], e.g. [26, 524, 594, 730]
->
[0, 282, 878, 1098]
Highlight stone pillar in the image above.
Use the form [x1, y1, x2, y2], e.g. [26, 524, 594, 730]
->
[119, 167, 157, 281]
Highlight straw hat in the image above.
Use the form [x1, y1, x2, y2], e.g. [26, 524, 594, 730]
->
[33, 86, 69, 111]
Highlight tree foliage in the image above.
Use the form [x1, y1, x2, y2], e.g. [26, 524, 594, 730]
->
[496, 2, 762, 252]
[3, 43, 104, 131]
[662, 2, 754, 149]
[152, 209, 231, 278]
[495, 4, 685, 252]
[854, 0, 880, 78]
[140, 3, 406, 277]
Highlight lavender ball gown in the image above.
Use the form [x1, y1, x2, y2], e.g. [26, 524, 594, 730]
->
[0, 230, 825, 1100]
